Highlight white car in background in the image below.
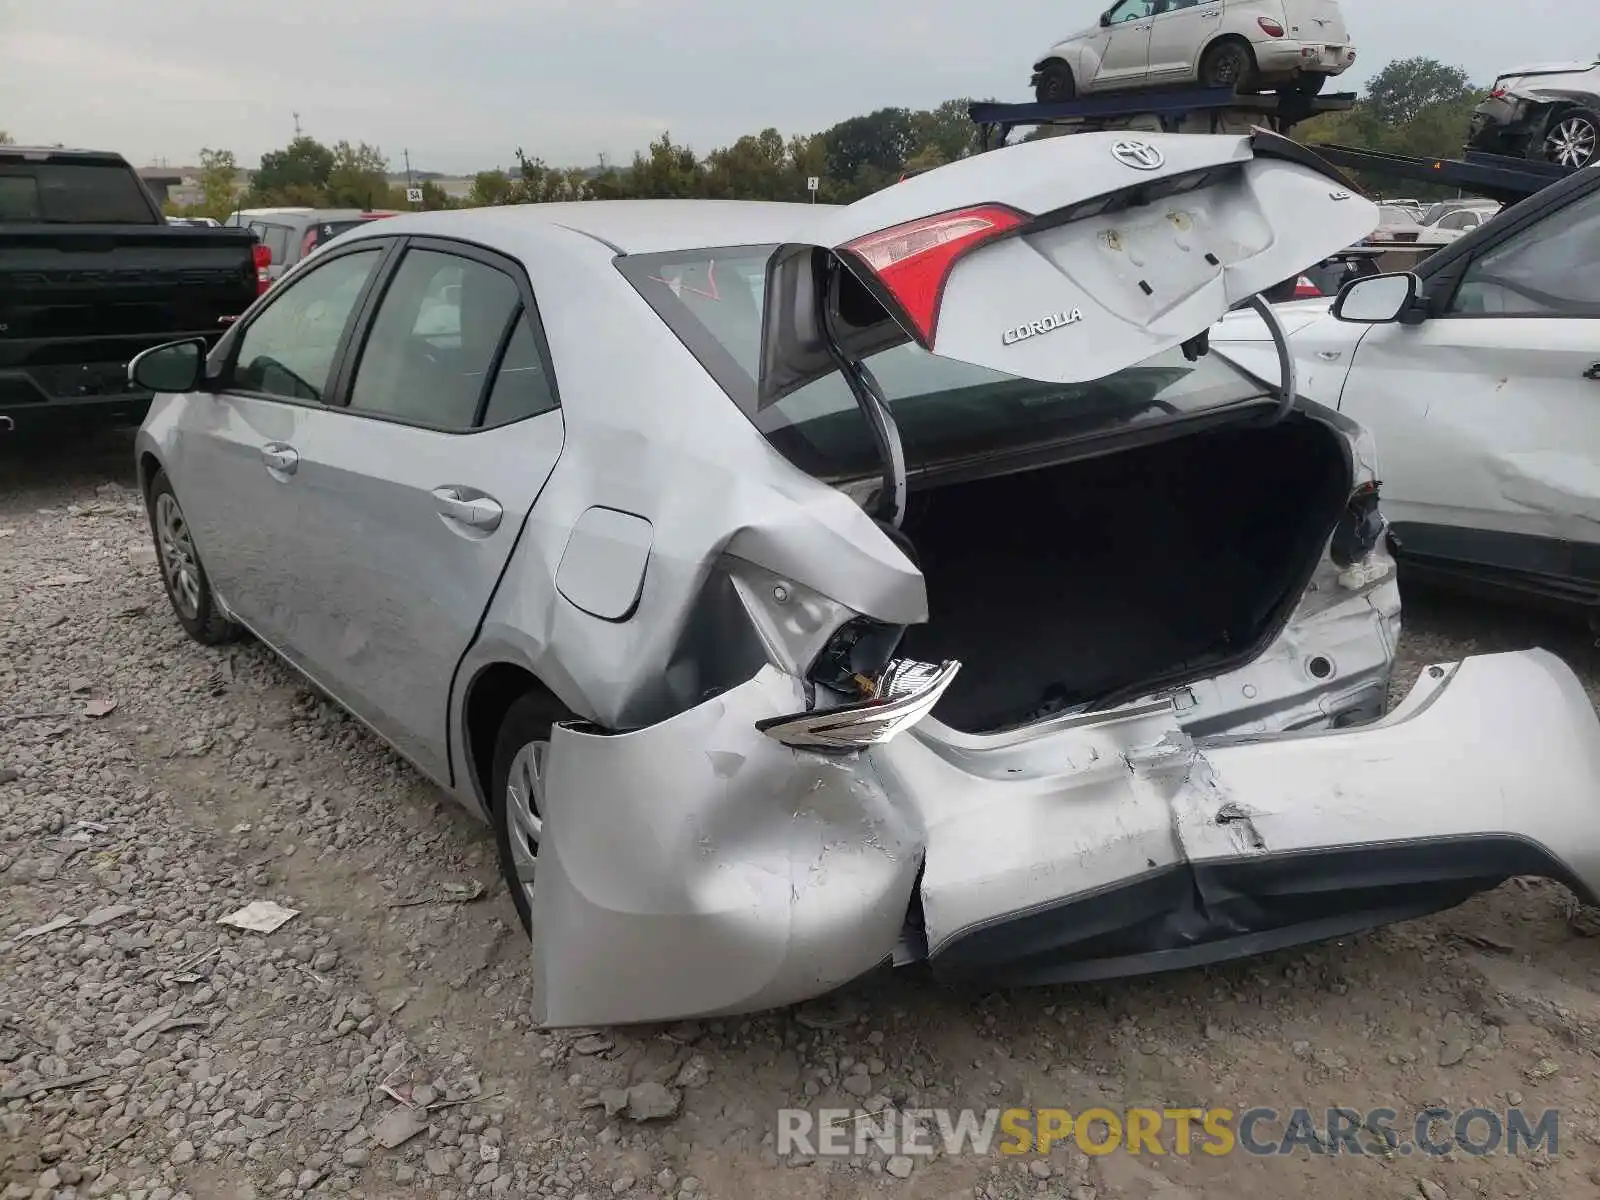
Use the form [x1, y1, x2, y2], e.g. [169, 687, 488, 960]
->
[1213, 167, 1600, 614]
[1031, 0, 1355, 102]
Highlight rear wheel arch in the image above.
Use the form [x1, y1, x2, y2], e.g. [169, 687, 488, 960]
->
[1198, 35, 1257, 89]
[138, 451, 164, 499]
[463, 661, 566, 815]
[1034, 58, 1077, 104]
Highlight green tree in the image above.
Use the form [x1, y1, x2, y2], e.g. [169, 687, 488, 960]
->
[325, 140, 390, 208]
[705, 128, 787, 199]
[250, 136, 335, 201]
[784, 133, 828, 201]
[626, 133, 705, 199]
[469, 169, 515, 206]
[823, 107, 916, 198]
[416, 179, 456, 210]
[195, 148, 239, 219]
[587, 164, 633, 201]
[1363, 57, 1476, 128]
[910, 99, 982, 166]
[1299, 58, 1486, 199]
[508, 150, 592, 202]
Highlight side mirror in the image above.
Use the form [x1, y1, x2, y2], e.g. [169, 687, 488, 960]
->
[1099, 11, 1112, 25]
[129, 338, 208, 393]
[1332, 272, 1421, 325]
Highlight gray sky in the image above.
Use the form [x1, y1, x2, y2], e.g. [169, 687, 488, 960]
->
[0, 0, 1587, 174]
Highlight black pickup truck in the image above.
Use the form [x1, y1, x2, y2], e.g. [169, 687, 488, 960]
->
[0, 147, 259, 433]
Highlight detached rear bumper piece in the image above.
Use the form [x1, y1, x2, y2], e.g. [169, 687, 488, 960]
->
[909, 649, 1600, 985]
[531, 650, 1600, 1027]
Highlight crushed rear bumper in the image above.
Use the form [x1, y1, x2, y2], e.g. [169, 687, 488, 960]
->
[532, 649, 1600, 1027]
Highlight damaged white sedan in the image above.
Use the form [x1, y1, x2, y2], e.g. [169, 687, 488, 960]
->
[129, 130, 1600, 1028]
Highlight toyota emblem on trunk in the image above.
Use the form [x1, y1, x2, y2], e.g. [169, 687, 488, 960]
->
[1111, 140, 1165, 170]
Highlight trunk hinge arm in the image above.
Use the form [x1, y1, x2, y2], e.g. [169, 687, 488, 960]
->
[821, 259, 908, 529]
[1245, 292, 1298, 425]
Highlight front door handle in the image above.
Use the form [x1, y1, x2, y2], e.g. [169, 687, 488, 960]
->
[261, 442, 298, 475]
[1584, 363, 1600, 381]
[432, 486, 503, 533]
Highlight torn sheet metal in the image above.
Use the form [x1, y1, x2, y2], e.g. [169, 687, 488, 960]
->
[917, 649, 1600, 985]
[532, 647, 1600, 1024]
[532, 667, 920, 1028]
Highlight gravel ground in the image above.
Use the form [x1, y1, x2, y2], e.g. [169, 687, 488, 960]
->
[5, 430, 1600, 1200]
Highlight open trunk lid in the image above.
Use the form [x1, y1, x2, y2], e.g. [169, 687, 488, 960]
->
[757, 131, 1376, 405]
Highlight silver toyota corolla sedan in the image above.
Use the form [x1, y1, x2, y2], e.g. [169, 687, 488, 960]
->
[131, 131, 1600, 1029]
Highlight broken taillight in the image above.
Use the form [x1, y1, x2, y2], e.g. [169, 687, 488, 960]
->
[1293, 275, 1322, 299]
[841, 204, 1027, 347]
[1330, 480, 1384, 568]
[808, 617, 906, 700]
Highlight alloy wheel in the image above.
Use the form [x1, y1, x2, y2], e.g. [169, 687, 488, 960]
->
[154, 492, 201, 619]
[1547, 115, 1598, 169]
[503, 739, 547, 908]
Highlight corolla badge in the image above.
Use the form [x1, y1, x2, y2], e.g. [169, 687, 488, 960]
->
[1002, 309, 1084, 346]
[1111, 139, 1164, 171]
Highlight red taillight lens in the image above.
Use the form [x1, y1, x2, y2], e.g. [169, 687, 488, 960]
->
[840, 204, 1027, 346]
[252, 243, 272, 269]
[1293, 275, 1322, 299]
[300, 230, 318, 260]
[1490, 86, 1507, 98]
[1258, 16, 1285, 35]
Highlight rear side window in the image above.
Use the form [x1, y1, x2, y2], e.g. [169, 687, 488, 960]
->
[0, 161, 158, 223]
[346, 247, 556, 430]
[621, 245, 1276, 481]
[481, 317, 559, 426]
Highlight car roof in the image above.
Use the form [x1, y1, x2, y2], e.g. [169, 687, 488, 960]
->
[1497, 61, 1598, 78]
[341, 200, 832, 255]
[0, 147, 130, 165]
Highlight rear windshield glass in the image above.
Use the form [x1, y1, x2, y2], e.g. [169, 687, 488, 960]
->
[621, 245, 1275, 481]
[0, 162, 158, 224]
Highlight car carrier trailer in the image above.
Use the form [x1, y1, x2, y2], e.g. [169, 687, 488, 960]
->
[968, 89, 1579, 206]
[968, 86, 1357, 150]
[1307, 144, 1579, 206]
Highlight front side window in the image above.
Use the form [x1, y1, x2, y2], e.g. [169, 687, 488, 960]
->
[346, 248, 523, 429]
[230, 249, 381, 402]
[622, 245, 1277, 482]
[1108, 0, 1154, 20]
[1449, 188, 1600, 316]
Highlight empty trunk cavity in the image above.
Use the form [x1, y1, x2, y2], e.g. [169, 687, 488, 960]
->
[897, 414, 1352, 733]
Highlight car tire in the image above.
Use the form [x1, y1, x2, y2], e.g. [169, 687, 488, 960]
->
[145, 468, 240, 646]
[1294, 71, 1328, 96]
[1199, 39, 1256, 91]
[1539, 108, 1600, 169]
[489, 688, 575, 939]
[1034, 60, 1076, 104]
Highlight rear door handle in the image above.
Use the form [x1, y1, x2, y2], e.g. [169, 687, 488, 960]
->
[261, 442, 298, 475]
[432, 486, 503, 533]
